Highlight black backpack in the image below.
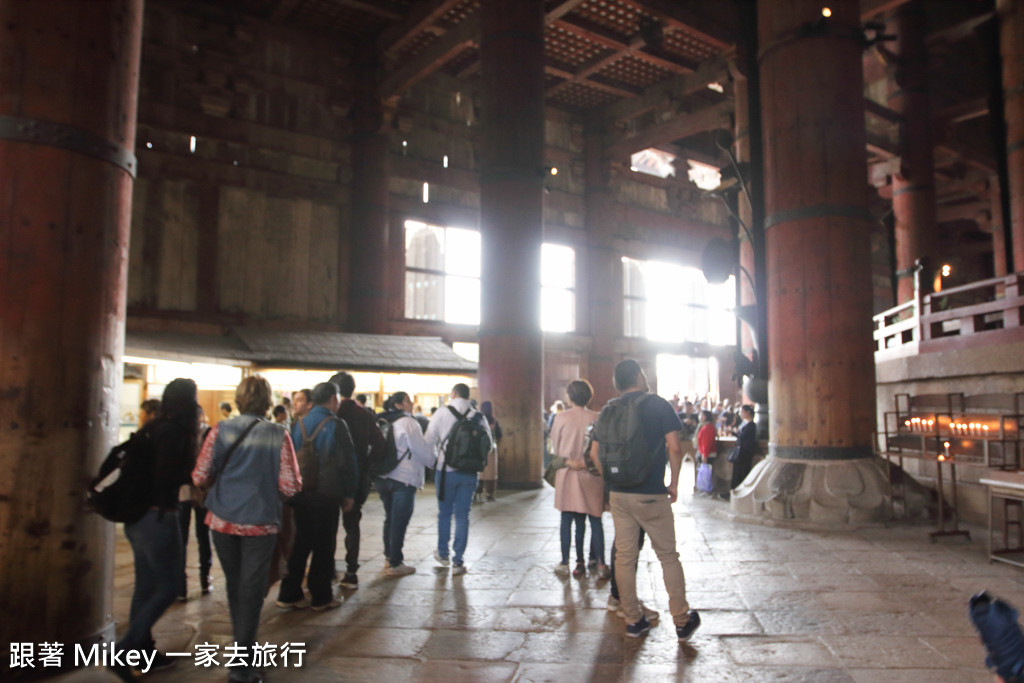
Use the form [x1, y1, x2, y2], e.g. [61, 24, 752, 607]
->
[595, 393, 655, 487]
[297, 416, 354, 504]
[366, 414, 412, 477]
[443, 406, 491, 473]
[86, 430, 153, 523]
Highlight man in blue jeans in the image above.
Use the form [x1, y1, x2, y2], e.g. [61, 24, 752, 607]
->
[375, 391, 436, 576]
[425, 383, 492, 575]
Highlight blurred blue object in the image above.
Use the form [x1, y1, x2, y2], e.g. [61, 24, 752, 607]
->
[970, 591, 1024, 682]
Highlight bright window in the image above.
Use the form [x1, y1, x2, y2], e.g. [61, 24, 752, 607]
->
[405, 220, 480, 324]
[622, 257, 735, 344]
[542, 243, 575, 333]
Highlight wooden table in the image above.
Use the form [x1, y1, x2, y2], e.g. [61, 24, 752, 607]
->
[980, 472, 1024, 568]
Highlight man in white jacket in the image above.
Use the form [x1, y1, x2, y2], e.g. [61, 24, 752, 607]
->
[375, 391, 435, 577]
[425, 383, 492, 575]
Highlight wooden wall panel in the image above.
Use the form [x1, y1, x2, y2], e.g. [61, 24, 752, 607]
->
[309, 202, 341, 322]
[127, 178, 149, 308]
[154, 180, 198, 312]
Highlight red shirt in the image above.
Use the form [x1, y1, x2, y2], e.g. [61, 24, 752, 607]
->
[697, 423, 718, 459]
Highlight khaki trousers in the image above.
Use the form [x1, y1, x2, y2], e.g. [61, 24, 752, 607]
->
[610, 491, 690, 626]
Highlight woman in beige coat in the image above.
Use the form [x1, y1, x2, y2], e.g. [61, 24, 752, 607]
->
[550, 379, 609, 578]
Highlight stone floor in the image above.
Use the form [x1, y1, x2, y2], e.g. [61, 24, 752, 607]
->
[49, 476, 1022, 682]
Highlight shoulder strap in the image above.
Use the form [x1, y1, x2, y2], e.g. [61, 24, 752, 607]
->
[448, 405, 469, 422]
[214, 417, 261, 478]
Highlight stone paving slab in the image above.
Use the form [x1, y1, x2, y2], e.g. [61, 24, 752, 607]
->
[42, 484, 1021, 682]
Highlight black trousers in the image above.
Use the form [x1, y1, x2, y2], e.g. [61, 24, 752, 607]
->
[730, 454, 754, 490]
[278, 498, 340, 606]
[176, 500, 212, 597]
[341, 473, 372, 574]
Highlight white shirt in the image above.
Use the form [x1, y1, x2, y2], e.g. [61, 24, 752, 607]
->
[424, 397, 493, 471]
[384, 413, 434, 488]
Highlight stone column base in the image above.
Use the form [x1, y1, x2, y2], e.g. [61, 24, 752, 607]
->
[729, 456, 929, 525]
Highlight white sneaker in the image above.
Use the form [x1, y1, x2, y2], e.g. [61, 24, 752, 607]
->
[607, 595, 620, 611]
[554, 563, 570, 576]
[451, 563, 467, 576]
[385, 564, 416, 577]
[616, 600, 660, 622]
[434, 550, 450, 566]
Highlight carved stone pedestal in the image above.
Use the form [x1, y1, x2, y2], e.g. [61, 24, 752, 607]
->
[729, 456, 928, 526]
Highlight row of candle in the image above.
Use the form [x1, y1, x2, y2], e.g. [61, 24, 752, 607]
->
[902, 418, 991, 436]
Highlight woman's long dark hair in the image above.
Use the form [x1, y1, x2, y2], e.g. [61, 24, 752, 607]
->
[159, 377, 200, 446]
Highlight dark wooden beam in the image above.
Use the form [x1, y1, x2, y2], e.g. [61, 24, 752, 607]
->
[619, 0, 733, 50]
[605, 99, 732, 158]
[864, 98, 902, 125]
[602, 53, 729, 123]
[860, 0, 913, 21]
[552, 17, 694, 75]
[334, 0, 406, 21]
[935, 97, 989, 126]
[269, 0, 302, 23]
[379, 15, 479, 102]
[545, 63, 641, 99]
[927, 10, 994, 46]
[545, 0, 588, 23]
[866, 131, 898, 158]
[378, 0, 466, 58]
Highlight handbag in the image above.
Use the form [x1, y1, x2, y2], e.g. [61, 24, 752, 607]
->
[696, 462, 713, 492]
[543, 455, 567, 488]
[727, 445, 741, 464]
[192, 418, 261, 507]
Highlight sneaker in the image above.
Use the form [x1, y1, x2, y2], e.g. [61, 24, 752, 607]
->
[486, 495, 495, 502]
[385, 564, 416, 577]
[676, 610, 702, 642]
[616, 600, 660, 622]
[451, 562, 467, 576]
[275, 597, 310, 610]
[311, 598, 342, 611]
[434, 550, 450, 566]
[596, 564, 612, 580]
[572, 562, 586, 578]
[625, 616, 651, 638]
[554, 563, 570, 576]
[587, 559, 598, 571]
[200, 574, 213, 595]
[607, 595, 620, 611]
[339, 572, 358, 589]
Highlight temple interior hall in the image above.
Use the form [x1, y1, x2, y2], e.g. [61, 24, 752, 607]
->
[5, 0, 1024, 680]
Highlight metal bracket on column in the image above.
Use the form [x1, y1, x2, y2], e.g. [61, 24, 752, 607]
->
[0, 115, 137, 178]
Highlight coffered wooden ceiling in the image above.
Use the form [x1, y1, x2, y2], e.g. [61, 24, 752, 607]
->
[207, 0, 1000, 232]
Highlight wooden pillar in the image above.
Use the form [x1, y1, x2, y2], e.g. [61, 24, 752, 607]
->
[477, 0, 546, 487]
[0, 0, 143, 647]
[349, 39, 391, 333]
[889, 1, 938, 303]
[760, 0, 876, 461]
[733, 75, 758, 367]
[1000, 0, 1024, 272]
[993, 174, 1009, 278]
[584, 116, 619, 406]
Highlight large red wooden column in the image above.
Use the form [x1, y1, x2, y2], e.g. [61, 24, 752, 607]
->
[584, 117, 619, 406]
[732, 0, 887, 523]
[477, 0, 545, 487]
[0, 0, 143, 646]
[349, 39, 391, 333]
[889, 1, 938, 303]
[1000, 0, 1024, 272]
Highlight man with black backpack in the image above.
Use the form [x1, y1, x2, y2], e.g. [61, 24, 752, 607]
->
[275, 382, 357, 611]
[592, 359, 701, 643]
[425, 383, 493, 575]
